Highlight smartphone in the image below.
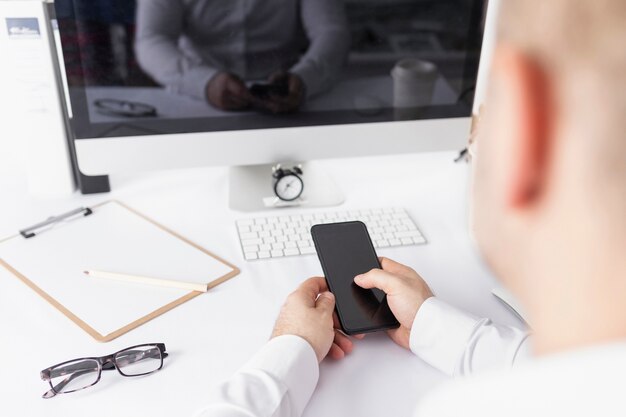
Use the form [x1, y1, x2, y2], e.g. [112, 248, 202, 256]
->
[249, 81, 289, 99]
[311, 221, 399, 335]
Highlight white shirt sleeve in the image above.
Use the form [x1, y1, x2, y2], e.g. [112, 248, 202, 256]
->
[195, 335, 319, 417]
[290, 0, 351, 98]
[409, 297, 531, 377]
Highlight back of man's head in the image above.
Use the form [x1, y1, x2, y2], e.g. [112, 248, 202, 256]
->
[471, 0, 626, 353]
[498, 0, 626, 195]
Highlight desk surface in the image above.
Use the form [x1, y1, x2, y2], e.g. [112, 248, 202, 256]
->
[0, 152, 523, 417]
[84, 75, 457, 123]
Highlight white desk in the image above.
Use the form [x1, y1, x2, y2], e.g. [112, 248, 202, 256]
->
[0, 152, 523, 417]
[84, 75, 457, 123]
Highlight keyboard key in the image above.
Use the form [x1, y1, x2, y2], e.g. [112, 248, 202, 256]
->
[244, 252, 258, 260]
[242, 238, 263, 246]
[251, 225, 263, 232]
[376, 239, 390, 248]
[395, 231, 422, 239]
[259, 244, 272, 251]
[272, 242, 285, 250]
[240, 232, 258, 240]
[300, 246, 317, 255]
[238, 225, 251, 233]
[401, 237, 413, 245]
[271, 249, 284, 258]
[389, 238, 401, 246]
[297, 240, 310, 248]
[413, 236, 427, 244]
[258, 251, 271, 259]
[285, 241, 297, 249]
[284, 248, 300, 256]
[243, 245, 259, 253]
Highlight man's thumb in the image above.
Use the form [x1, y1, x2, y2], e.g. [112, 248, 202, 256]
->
[316, 291, 335, 312]
[354, 270, 393, 293]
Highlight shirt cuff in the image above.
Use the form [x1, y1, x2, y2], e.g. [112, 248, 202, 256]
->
[177, 66, 218, 101]
[290, 64, 320, 99]
[409, 297, 481, 376]
[243, 335, 320, 416]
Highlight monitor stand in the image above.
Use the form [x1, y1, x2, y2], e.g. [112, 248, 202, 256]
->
[229, 161, 345, 212]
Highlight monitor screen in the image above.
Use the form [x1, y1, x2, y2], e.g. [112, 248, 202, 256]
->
[53, 0, 486, 140]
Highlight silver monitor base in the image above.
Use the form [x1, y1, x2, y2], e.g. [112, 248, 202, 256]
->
[229, 162, 345, 212]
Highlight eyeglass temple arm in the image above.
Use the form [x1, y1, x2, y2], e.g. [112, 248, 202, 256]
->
[42, 368, 101, 399]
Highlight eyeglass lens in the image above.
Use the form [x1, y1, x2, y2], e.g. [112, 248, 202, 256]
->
[115, 345, 163, 376]
[47, 359, 101, 396]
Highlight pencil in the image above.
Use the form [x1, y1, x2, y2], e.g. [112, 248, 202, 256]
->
[83, 270, 209, 293]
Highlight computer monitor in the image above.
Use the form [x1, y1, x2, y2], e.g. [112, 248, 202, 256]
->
[53, 0, 488, 210]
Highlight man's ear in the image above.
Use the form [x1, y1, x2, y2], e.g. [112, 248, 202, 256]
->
[492, 46, 552, 209]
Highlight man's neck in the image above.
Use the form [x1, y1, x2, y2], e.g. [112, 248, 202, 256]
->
[523, 262, 626, 356]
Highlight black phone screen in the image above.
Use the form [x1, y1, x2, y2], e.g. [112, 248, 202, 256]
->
[311, 222, 399, 335]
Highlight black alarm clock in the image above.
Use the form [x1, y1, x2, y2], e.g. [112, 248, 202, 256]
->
[272, 165, 304, 202]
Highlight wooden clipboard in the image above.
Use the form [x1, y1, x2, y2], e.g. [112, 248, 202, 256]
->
[0, 200, 240, 343]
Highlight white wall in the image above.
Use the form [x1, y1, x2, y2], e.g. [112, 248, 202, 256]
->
[0, 0, 75, 195]
[0, 0, 43, 178]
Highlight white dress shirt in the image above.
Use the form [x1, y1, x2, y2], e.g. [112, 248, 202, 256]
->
[135, 0, 350, 100]
[195, 297, 534, 417]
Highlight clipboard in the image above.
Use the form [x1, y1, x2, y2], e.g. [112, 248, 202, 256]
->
[0, 200, 240, 342]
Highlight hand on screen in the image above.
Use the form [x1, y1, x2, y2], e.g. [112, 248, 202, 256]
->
[354, 258, 434, 350]
[206, 72, 251, 111]
[272, 277, 361, 362]
[251, 72, 305, 114]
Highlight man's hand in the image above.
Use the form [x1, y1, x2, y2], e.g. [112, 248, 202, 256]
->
[251, 72, 305, 114]
[272, 277, 358, 362]
[354, 258, 434, 349]
[206, 72, 251, 111]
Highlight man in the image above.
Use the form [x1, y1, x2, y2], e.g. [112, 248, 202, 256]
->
[135, 0, 350, 113]
[196, 0, 626, 415]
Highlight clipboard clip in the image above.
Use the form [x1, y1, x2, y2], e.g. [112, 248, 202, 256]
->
[19, 207, 93, 239]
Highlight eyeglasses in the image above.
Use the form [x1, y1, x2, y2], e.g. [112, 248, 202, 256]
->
[40, 343, 167, 399]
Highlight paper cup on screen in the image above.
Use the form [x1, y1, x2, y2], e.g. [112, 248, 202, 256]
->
[391, 59, 438, 120]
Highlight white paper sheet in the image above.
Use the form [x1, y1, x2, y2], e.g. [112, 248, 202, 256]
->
[0, 201, 234, 337]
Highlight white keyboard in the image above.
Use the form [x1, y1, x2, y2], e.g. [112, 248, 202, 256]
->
[236, 208, 426, 261]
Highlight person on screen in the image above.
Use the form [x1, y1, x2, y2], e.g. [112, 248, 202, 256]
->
[192, 0, 626, 415]
[135, 0, 350, 113]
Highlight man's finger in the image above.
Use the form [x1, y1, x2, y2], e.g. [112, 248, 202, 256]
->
[315, 291, 335, 314]
[354, 269, 399, 294]
[333, 331, 354, 354]
[379, 257, 414, 276]
[333, 312, 341, 329]
[291, 277, 329, 306]
[328, 343, 345, 360]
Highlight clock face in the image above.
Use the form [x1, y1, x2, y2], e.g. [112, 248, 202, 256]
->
[275, 175, 304, 201]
